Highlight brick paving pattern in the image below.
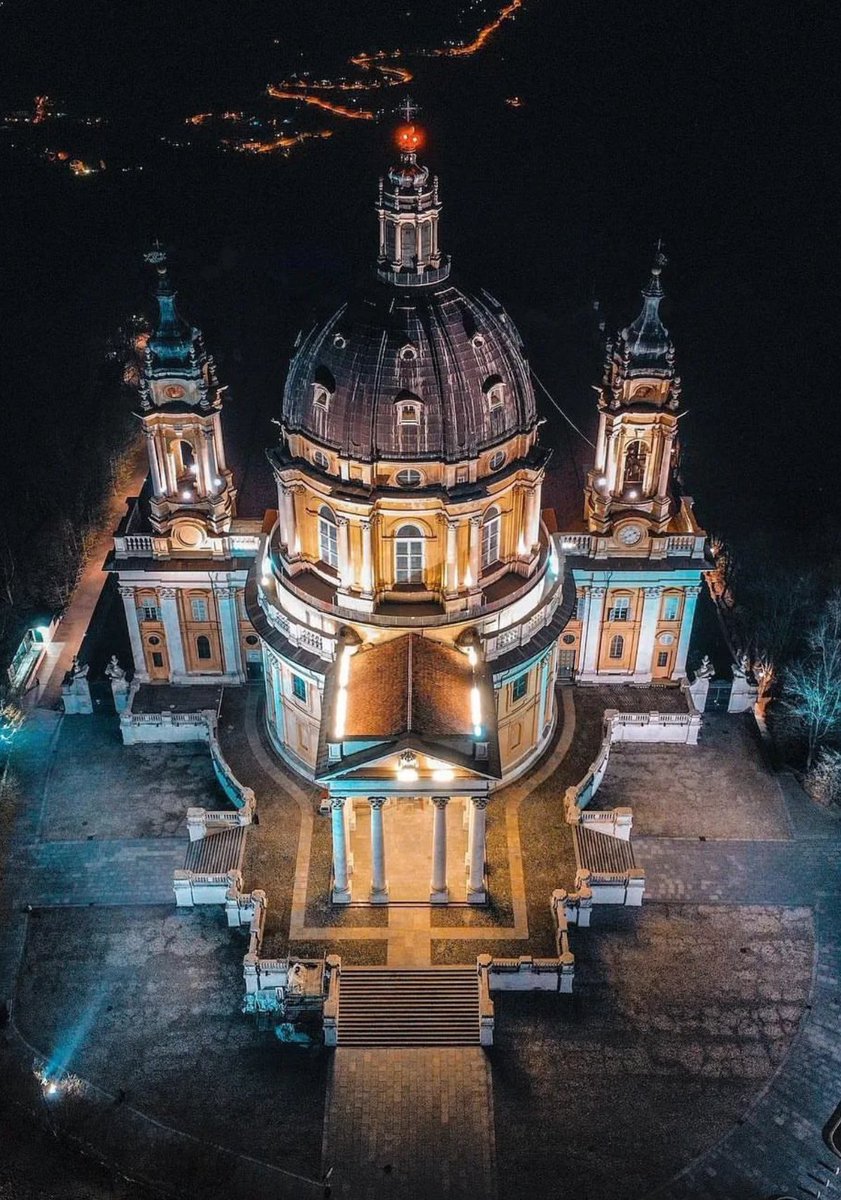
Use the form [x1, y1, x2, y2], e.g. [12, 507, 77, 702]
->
[323, 1047, 496, 1199]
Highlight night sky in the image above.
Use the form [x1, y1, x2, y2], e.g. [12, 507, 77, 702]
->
[0, 1, 835, 571]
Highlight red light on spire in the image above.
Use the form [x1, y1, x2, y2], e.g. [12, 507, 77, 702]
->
[395, 123, 424, 153]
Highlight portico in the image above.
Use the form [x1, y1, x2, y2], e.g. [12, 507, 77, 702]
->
[326, 783, 490, 905]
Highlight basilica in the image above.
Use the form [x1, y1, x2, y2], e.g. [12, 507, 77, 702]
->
[110, 122, 706, 907]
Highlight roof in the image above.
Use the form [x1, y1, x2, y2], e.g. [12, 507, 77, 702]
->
[282, 275, 538, 463]
[344, 635, 476, 739]
[317, 633, 501, 780]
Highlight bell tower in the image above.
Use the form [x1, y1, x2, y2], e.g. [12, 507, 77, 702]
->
[138, 246, 235, 537]
[584, 250, 682, 540]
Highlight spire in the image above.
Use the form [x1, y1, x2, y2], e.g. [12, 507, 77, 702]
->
[142, 243, 205, 380]
[621, 244, 672, 369]
[376, 101, 449, 285]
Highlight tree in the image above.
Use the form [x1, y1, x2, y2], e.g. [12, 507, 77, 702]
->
[783, 588, 841, 768]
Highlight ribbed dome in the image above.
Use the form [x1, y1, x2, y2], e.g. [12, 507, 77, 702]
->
[282, 276, 538, 463]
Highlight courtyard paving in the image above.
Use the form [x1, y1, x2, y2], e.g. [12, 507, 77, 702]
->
[2, 677, 841, 1200]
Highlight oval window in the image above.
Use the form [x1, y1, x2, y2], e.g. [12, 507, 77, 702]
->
[245, 634, 259, 646]
[395, 469, 423, 488]
[562, 633, 576, 645]
[313, 450, 329, 470]
[658, 632, 675, 646]
[489, 451, 506, 472]
[148, 636, 161, 646]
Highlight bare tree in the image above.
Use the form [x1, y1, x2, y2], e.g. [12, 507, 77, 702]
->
[783, 588, 841, 767]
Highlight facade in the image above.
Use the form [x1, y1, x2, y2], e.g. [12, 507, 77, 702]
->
[110, 129, 706, 906]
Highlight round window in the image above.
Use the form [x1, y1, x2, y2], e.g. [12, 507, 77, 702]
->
[658, 632, 675, 646]
[488, 451, 506, 472]
[399, 344, 418, 362]
[312, 450, 329, 470]
[245, 634, 259, 646]
[148, 636, 161, 646]
[395, 469, 423, 488]
[562, 633, 576, 645]
[332, 333, 347, 348]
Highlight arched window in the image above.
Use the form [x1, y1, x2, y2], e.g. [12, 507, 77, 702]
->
[623, 440, 648, 487]
[312, 449, 329, 470]
[396, 392, 421, 424]
[609, 635, 625, 660]
[481, 506, 501, 570]
[395, 524, 424, 583]
[196, 635, 212, 661]
[318, 505, 339, 569]
[312, 365, 335, 410]
[400, 222, 416, 267]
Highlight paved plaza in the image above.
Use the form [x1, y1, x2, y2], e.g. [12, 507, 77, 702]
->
[1, 679, 841, 1200]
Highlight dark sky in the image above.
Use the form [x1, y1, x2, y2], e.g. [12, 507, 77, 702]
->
[0, 0, 836, 561]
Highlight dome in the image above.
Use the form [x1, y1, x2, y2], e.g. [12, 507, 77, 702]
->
[281, 276, 538, 463]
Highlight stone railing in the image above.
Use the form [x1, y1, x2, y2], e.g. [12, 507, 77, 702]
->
[174, 866, 243, 908]
[557, 525, 705, 562]
[476, 958, 495, 1046]
[323, 955, 341, 1047]
[552, 884, 594, 930]
[480, 952, 574, 994]
[120, 685, 216, 745]
[605, 708, 702, 745]
[575, 806, 633, 840]
[114, 532, 260, 559]
[186, 806, 252, 842]
[208, 723, 256, 812]
[256, 583, 337, 661]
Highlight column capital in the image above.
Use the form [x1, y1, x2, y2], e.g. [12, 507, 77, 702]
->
[330, 797, 346, 811]
[468, 514, 482, 529]
[118, 585, 136, 598]
[359, 517, 373, 531]
[644, 585, 664, 597]
[590, 585, 607, 598]
[685, 584, 703, 597]
[431, 795, 449, 809]
[369, 796, 387, 810]
[336, 515, 351, 527]
[159, 586, 179, 598]
[471, 796, 489, 811]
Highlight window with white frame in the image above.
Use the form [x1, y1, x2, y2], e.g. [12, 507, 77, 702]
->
[483, 375, 505, 409]
[139, 602, 159, 622]
[318, 505, 339, 568]
[607, 595, 631, 621]
[662, 594, 680, 621]
[397, 402, 419, 424]
[292, 673, 307, 703]
[511, 672, 529, 702]
[312, 383, 331, 409]
[395, 524, 424, 583]
[190, 598, 208, 622]
[481, 506, 501, 570]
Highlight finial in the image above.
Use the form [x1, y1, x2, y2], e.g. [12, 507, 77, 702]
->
[144, 239, 167, 271]
[644, 240, 668, 296]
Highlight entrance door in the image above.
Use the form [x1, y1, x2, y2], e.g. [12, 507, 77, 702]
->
[557, 649, 576, 680]
[144, 633, 170, 680]
[705, 679, 731, 711]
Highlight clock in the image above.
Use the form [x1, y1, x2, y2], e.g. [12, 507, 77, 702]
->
[618, 524, 643, 546]
[163, 384, 186, 400]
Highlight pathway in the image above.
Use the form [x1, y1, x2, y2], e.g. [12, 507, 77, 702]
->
[322, 1047, 497, 1200]
[35, 438, 148, 708]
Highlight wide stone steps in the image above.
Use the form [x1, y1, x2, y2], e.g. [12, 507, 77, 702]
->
[338, 967, 480, 1047]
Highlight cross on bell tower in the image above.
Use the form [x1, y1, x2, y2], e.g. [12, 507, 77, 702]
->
[138, 246, 236, 537]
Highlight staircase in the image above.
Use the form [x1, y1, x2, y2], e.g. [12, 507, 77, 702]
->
[337, 967, 481, 1047]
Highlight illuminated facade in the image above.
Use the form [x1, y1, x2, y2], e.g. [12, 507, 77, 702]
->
[111, 133, 705, 905]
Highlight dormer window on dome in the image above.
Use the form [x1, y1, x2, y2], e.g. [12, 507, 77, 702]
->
[312, 366, 336, 410]
[399, 343, 418, 362]
[396, 393, 422, 424]
[483, 376, 505, 410]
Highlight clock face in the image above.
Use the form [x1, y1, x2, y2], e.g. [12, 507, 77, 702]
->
[618, 524, 643, 546]
[163, 384, 185, 400]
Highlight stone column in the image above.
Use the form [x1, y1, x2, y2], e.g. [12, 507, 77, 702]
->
[468, 516, 482, 597]
[430, 796, 449, 903]
[217, 587, 243, 680]
[143, 428, 166, 497]
[523, 485, 541, 553]
[198, 426, 216, 497]
[279, 485, 299, 555]
[580, 586, 606, 676]
[270, 656, 286, 742]
[537, 652, 551, 736]
[331, 798, 351, 903]
[444, 518, 459, 595]
[467, 797, 488, 903]
[634, 586, 663, 681]
[158, 587, 186, 678]
[674, 585, 702, 678]
[119, 585, 148, 680]
[212, 411, 228, 473]
[369, 797, 388, 902]
[337, 517, 353, 590]
[657, 430, 675, 498]
[163, 442, 178, 497]
[360, 518, 374, 597]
